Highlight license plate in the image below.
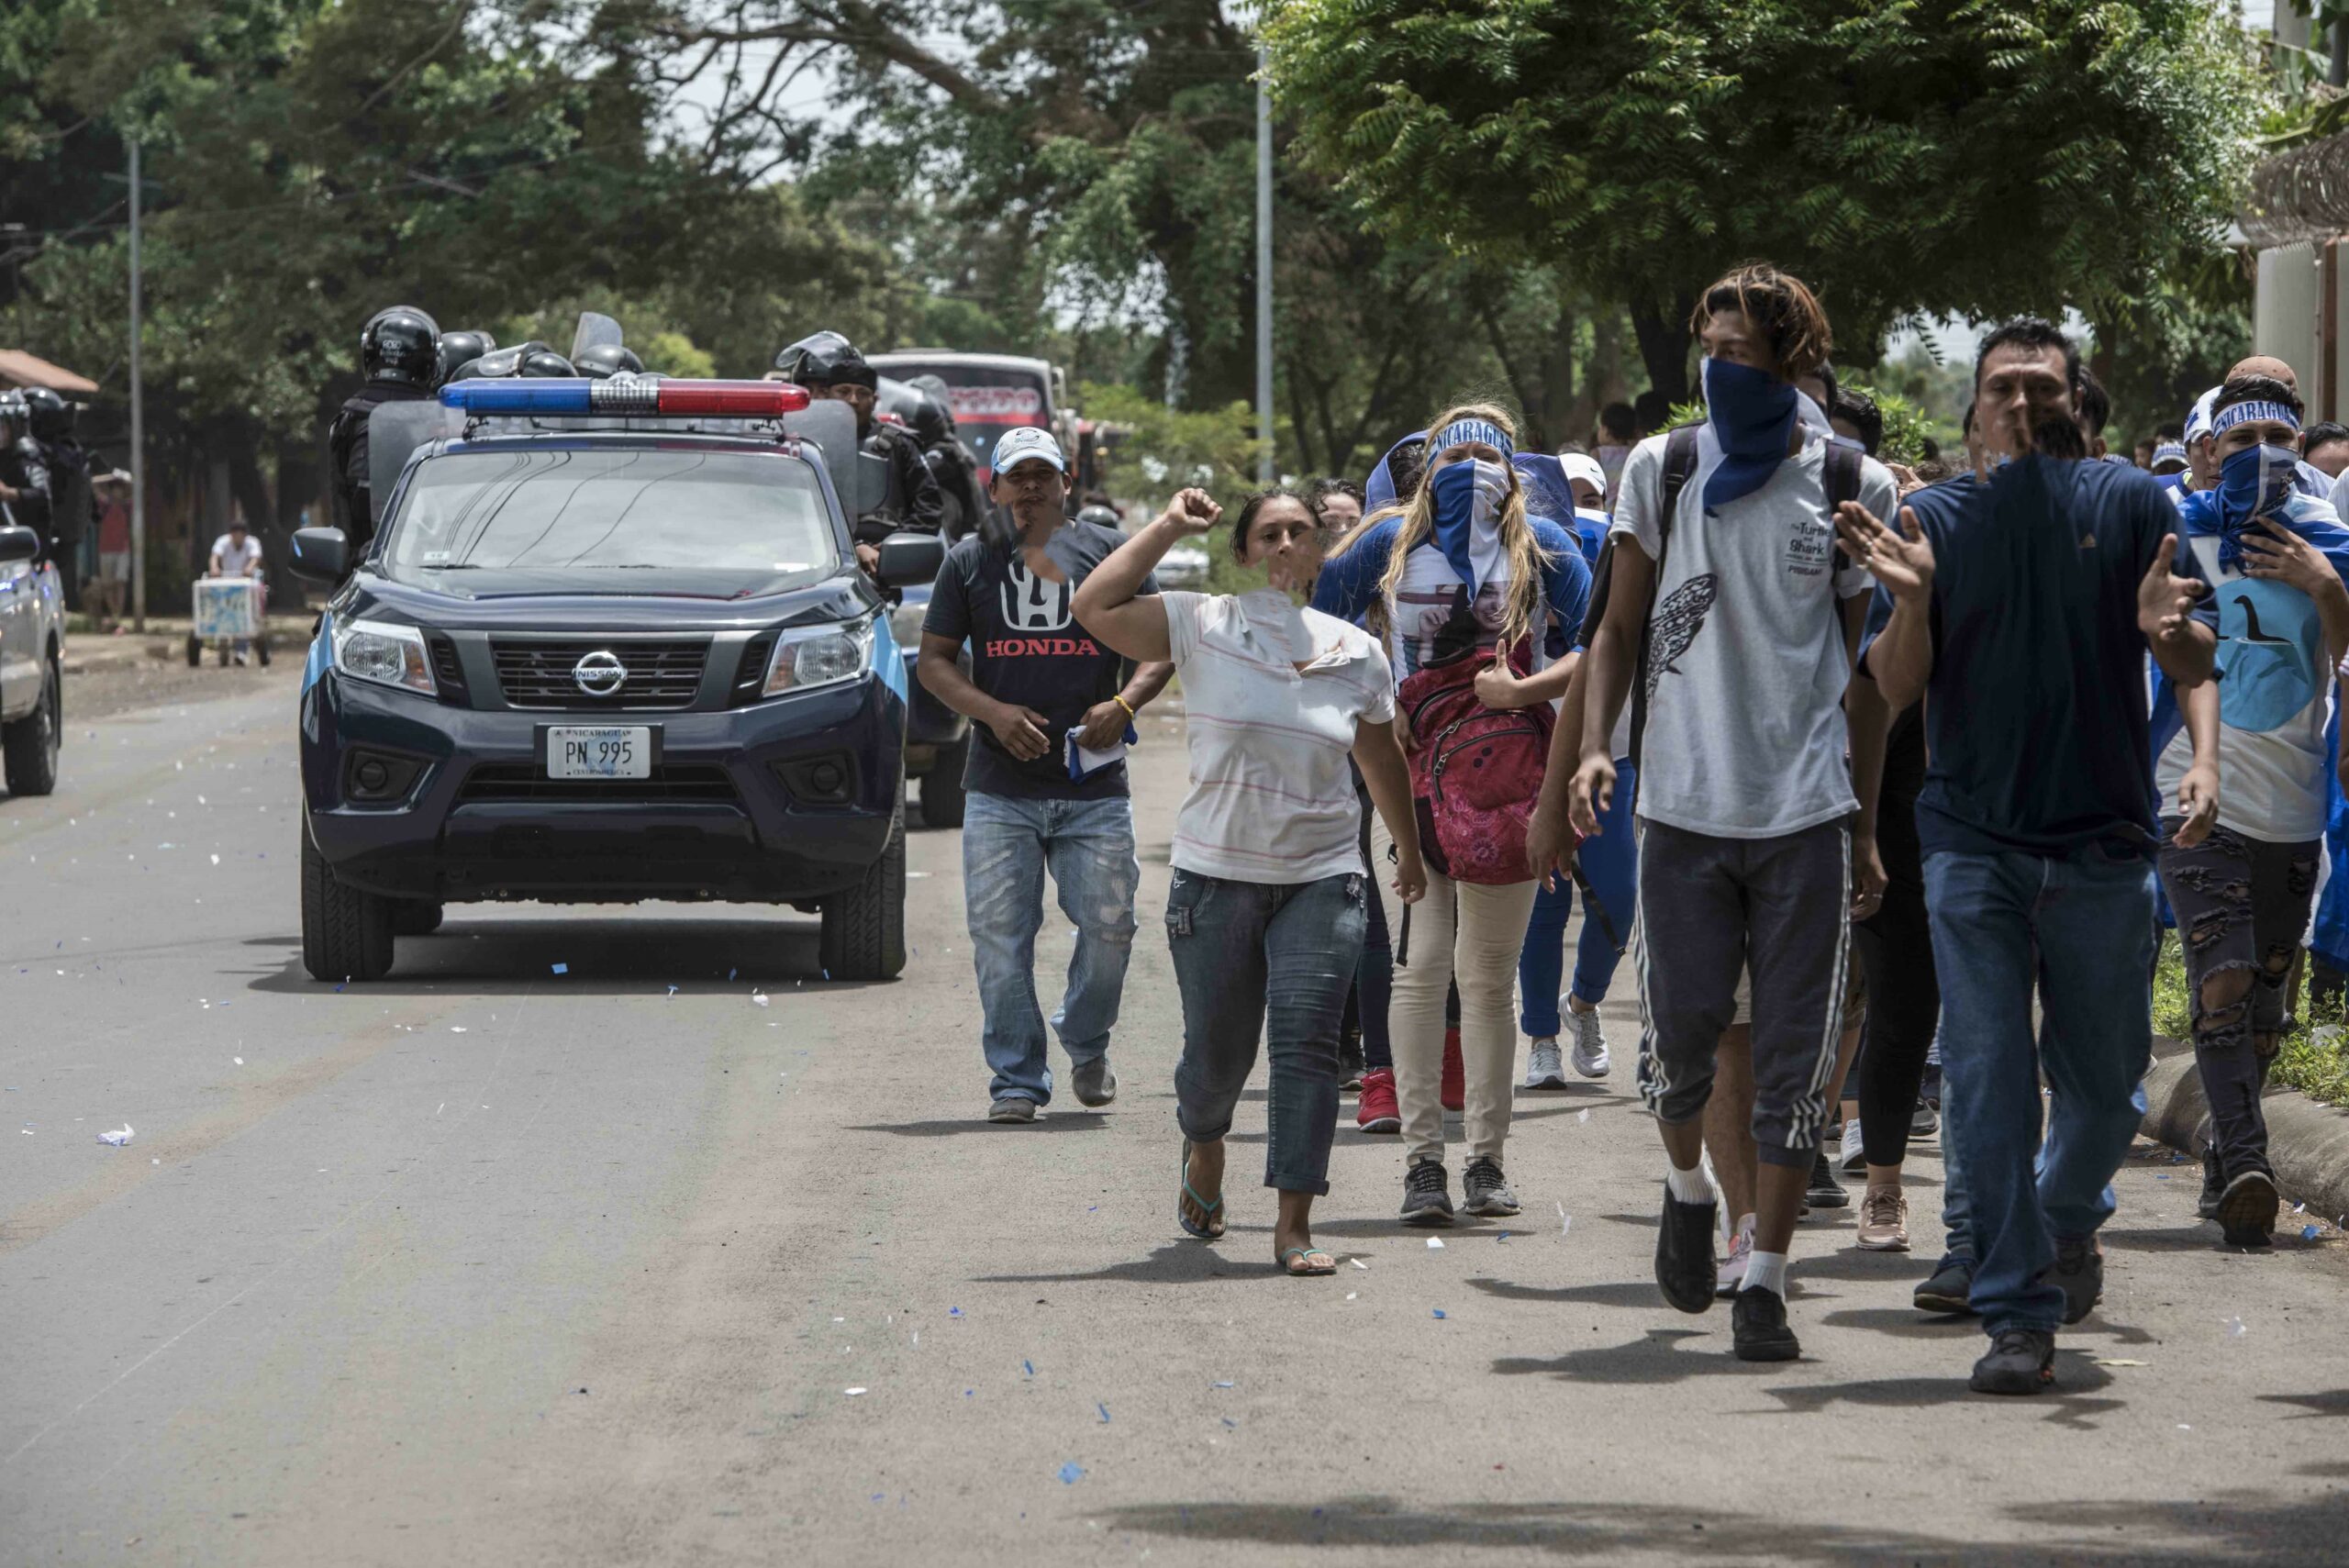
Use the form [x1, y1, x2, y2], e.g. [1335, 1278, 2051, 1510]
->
[547, 727, 651, 780]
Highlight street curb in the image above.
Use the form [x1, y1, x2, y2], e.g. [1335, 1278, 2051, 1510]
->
[2141, 1037, 2349, 1229]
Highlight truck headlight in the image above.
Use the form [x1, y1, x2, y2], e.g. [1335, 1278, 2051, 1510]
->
[763, 617, 874, 696]
[331, 618, 436, 696]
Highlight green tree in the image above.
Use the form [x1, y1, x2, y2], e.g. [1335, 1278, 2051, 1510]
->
[1264, 0, 2265, 402]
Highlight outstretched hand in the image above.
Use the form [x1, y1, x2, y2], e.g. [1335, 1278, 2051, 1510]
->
[2139, 533, 2204, 650]
[1835, 501, 1933, 602]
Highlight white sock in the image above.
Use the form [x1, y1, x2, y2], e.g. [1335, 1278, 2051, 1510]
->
[1742, 1250, 1789, 1297]
[1665, 1161, 1714, 1206]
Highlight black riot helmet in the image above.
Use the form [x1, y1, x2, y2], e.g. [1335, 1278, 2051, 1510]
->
[21, 387, 73, 442]
[774, 330, 877, 391]
[434, 329, 495, 387]
[463, 341, 546, 380]
[361, 306, 440, 386]
[518, 349, 576, 378]
[573, 343, 645, 381]
[1075, 504, 1121, 531]
[903, 388, 956, 449]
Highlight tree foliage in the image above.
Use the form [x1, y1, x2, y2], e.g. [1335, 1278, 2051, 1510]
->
[1263, 0, 2266, 402]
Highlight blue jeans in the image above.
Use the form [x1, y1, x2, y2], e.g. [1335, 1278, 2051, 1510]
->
[1923, 846, 2155, 1335]
[963, 791, 1141, 1106]
[1520, 758, 1638, 1034]
[1167, 870, 1367, 1194]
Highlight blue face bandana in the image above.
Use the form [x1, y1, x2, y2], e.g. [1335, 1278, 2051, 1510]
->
[2215, 441, 2302, 568]
[1427, 458, 1511, 598]
[1700, 357, 1798, 512]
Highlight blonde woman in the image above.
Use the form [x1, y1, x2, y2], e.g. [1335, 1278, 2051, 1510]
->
[1310, 407, 1591, 1224]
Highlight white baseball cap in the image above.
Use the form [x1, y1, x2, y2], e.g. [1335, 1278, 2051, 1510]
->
[993, 426, 1067, 476]
[1558, 451, 1608, 503]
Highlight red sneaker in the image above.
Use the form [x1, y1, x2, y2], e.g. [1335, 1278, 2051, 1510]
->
[1355, 1068, 1401, 1133]
[1442, 1028, 1464, 1112]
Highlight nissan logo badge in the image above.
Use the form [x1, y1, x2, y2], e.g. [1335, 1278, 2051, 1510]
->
[573, 650, 629, 697]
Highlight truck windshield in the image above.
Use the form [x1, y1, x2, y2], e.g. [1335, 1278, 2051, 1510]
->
[384, 447, 838, 584]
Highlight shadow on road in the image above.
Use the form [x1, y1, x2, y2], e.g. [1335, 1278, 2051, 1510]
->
[1097, 1489, 2349, 1564]
[2260, 1388, 2349, 1418]
[1468, 1276, 1676, 1309]
[240, 916, 893, 995]
[1491, 1327, 1785, 1384]
[974, 1241, 1254, 1285]
[846, 1114, 1108, 1138]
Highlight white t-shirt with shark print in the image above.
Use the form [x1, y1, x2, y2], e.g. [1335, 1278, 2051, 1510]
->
[1609, 427, 1888, 839]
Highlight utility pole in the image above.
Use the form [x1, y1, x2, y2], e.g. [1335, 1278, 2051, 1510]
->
[1254, 44, 1275, 485]
[128, 137, 146, 631]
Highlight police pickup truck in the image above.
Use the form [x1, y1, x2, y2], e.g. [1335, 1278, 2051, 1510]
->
[289, 375, 942, 983]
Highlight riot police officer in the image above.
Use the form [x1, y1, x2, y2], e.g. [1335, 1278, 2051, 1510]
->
[325, 306, 438, 560]
[0, 393, 54, 559]
[434, 329, 495, 386]
[899, 374, 985, 542]
[21, 389, 93, 611]
[775, 333, 941, 570]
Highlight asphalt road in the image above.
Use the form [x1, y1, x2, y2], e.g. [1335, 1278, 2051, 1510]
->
[5, 669, 2348, 1566]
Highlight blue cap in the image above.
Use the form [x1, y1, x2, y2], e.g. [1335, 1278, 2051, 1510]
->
[2150, 441, 2188, 473]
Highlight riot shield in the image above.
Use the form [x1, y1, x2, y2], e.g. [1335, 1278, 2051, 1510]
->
[367, 401, 465, 528]
[778, 398, 863, 516]
[569, 312, 625, 362]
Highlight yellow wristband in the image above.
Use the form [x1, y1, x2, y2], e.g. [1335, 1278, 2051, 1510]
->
[1113, 694, 1138, 719]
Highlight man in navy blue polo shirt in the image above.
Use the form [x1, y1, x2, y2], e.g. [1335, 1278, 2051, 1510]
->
[1837, 317, 2217, 1396]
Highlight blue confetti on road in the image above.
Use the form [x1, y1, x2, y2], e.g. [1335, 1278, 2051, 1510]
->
[2305, 1224, 2322, 1241]
[551, 962, 568, 975]
[1023, 1360, 1035, 1377]
[1057, 1462, 1085, 1485]
[1431, 1309, 1447, 1319]
[1097, 1402, 1111, 1423]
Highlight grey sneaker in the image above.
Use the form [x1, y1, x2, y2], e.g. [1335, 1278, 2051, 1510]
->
[1400, 1160, 1454, 1226]
[1461, 1155, 1520, 1217]
[1566, 1005, 1610, 1077]
[987, 1096, 1037, 1124]
[1071, 1057, 1118, 1107]
[1523, 1039, 1566, 1090]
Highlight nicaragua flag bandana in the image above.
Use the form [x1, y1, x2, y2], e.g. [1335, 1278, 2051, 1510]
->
[1427, 458, 1512, 599]
[1429, 417, 1515, 462]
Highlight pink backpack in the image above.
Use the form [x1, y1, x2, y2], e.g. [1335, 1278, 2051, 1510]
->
[1396, 643, 1554, 886]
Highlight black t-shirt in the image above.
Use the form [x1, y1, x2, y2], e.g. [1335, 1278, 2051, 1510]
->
[922, 522, 1155, 800]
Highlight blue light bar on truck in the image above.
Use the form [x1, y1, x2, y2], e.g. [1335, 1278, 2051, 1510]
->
[439, 379, 812, 417]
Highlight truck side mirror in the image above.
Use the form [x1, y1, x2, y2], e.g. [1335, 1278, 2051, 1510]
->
[0, 525, 40, 564]
[874, 531, 945, 589]
[288, 527, 351, 584]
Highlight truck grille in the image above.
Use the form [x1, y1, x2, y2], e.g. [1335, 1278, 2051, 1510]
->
[456, 762, 740, 804]
[489, 639, 707, 709]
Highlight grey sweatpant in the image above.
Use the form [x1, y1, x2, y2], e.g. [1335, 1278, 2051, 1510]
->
[1633, 817, 1850, 1168]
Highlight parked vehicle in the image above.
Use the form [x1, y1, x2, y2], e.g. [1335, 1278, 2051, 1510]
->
[289, 378, 942, 983]
[0, 520, 63, 796]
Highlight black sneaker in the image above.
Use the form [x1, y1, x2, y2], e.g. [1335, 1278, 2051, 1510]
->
[1909, 1096, 1939, 1139]
[1914, 1254, 1976, 1316]
[1653, 1183, 1718, 1315]
[1400, 1160, 1454, 1226]
[2217, 1168, 2278, 1248]
[2046, 1235, 2102, 1326]
[1461, 1155, 1520, 1218]
[2197, 1147, 2224, 1219]
[1731, 1285, 1800, 1362]
[1337, 1034, 1366, 1092]
[1806, 1148, 1848, 1210]
[1970, 1328, 2056, 1396]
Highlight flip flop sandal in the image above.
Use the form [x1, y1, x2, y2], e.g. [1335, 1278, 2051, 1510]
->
[1178, 1139, 1225, 1240]
[1277, 1246, 1337, 1277]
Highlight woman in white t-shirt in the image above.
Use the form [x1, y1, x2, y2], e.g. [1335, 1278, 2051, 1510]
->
[1073, 486, 1427, 1276]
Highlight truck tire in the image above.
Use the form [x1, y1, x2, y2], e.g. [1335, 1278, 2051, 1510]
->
[918, 731, 969, 828]
[819, 810, 907, 981]
[301, 815, 395, 982]
[392, 900, 443, 936]
[2, 655, 61, 797]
